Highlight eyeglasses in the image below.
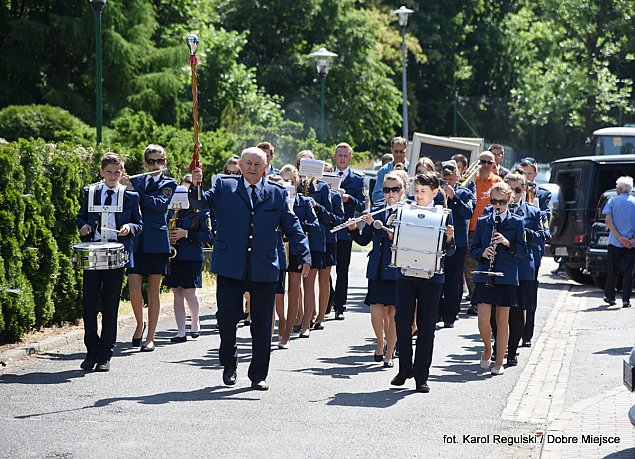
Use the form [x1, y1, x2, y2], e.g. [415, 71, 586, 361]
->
[512, 187, 523, 194]
[226, 171, 241, 175]
[520, 157, 537, 164]
[490, 198, 509, 205]
[479, 159, 494, 165]
[146, 158, 166, 166]
[442, 165, 456, 171]
[383, 187, 402, 194]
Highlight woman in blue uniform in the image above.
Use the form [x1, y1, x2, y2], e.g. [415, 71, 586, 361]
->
[294, 150, 333, 338]
[278, 165, 320, 348]
[470, 182, 528, 375]
[348, 172, 405, 367]
[391, 172, 455, 392]
[164, 175, 213, 342]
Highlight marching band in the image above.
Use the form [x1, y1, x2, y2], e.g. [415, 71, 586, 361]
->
[73, 140, 552, 392]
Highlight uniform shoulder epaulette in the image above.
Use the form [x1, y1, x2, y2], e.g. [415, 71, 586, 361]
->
[267, 180, 286, 190]
[352, 171, 364, 178]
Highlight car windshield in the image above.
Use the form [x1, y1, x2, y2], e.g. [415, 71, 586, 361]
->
[595, 135, 635, 155]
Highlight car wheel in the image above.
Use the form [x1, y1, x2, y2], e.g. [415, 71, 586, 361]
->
[564, 264, 593, 285]
[591, 275, 607, 290]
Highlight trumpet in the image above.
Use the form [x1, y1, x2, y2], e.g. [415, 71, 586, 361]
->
[85, 168, 169, 188]
[330, 203, 401, 233]
[168, 203, 182, 259]
[459, 162, 480, 187]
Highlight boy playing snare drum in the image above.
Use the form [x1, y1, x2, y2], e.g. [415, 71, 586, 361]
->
[76, 153, 143, 372]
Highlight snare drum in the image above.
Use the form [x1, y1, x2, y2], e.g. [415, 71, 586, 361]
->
[72, 242, 128, 270]
[390, 204, 450, 279]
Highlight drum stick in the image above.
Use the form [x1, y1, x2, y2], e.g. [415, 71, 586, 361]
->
[101, 227, 122, 234]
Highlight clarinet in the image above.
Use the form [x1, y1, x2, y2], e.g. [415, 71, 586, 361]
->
[485, 210, 502, 288]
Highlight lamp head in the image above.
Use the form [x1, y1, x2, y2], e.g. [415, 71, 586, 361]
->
[186, 34, 199, 55]
[308, 47, 338, 76]
[392, 5, 414, 27]
[90, 0, 107, 12]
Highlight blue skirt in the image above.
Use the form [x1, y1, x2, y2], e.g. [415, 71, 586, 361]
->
[286, 253, 303, 273]
[163, 259, 203, 289]
[310, 250, 327, 270]
[365, 279, 397, 306]
[128, 252, 169, 276]
[472, 283, 518, 308]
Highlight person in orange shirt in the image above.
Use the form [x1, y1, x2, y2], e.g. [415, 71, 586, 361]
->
[464, 151, 502, 313]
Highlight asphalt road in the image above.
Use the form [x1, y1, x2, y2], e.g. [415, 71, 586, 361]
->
[0, 252, 630, 458]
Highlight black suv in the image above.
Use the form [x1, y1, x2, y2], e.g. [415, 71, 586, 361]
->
[548, 154, 635, 284]
[585, 188, 635, 289]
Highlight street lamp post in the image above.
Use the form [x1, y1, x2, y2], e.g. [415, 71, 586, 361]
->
[91, 0, 107, 145]
[308, 47, 337, 142]
[393, 5, 413, 140]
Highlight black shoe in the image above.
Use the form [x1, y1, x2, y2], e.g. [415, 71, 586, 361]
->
[140, 340, 155, 352]
[313, 322, 324, 330]
[190, 332, 200, 339]
[132, 321, 147, 347]
[390, 372, 413, 386]
[521, 340, 532, 348]
[292, 324, 301, 333]
[623, 302, 631, 308]
[467, 306, 478, 315]
[373, 353, 383, 362]
[416, 381, 430, 393]
[443, 322, 455, 328]
[243, 319, 251, 326]
[251, 380, 269, 391]
[80, 356, 97, 371]
[383, 359, 395, 368]
[507, 357, 518, 366]
[335, 312, 345, 320]
[223, 366, 237, 386]
[170, 335, 187, 343]
[94, 360, 110, 372]
[603, 297, 616, 306]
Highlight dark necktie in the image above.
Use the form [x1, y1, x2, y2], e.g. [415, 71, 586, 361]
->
[250, 184, 258, 208]
[338, 171, 344, 177]
[104, 189, 114, 206]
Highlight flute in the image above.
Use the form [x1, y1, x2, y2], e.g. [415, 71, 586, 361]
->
[330, 202, 400, 233]
[85, 168, 169, 188]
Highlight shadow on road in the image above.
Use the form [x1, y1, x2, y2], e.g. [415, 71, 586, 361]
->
[296, 353, 385, 379]
[593, 347, 631, 356]
[604, 448, 635, 458]
[324, 388, 411, 408]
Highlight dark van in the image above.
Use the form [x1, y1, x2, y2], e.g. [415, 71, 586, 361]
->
[548, 155, 635, 284]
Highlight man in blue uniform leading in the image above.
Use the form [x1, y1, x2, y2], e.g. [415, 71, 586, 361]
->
[192, 147, 311, 391]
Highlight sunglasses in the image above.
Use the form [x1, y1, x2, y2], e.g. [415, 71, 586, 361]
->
[442, 165, 456, 171]
[226, 171, 241, 175]
[146, 158, 166, 166]
[479, 159, 494, 165]
[512, 187, 523, 194]
[490, 198, 509, 206]
[383, 186, 402, 194]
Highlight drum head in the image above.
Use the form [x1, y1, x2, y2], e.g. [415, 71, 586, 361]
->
[73, 242, 123, 250]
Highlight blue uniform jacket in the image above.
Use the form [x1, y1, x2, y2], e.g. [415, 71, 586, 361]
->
[446, 185, 473, 248]
[299, 180, 332, 253]
[396, 202, 456, 284]
[293, 194, 321, 251]
[131, 174, 177, 254]
[350, 201, 400, 281]
[336, 171, 366, 241]
[470, 212, 527, 285]
[202, 176, 311, 282]
[167, 207, 212, 262]
[326, 190, 346, 244]
[537, 185, 552, 217]
[76, 186, 143, 269]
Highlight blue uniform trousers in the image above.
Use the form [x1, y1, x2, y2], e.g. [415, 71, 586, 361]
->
[82, 268, 125, 362]
[395, 278, 443, 383]
[439, 247, 467, 324]
[216, 275, 277, 382]
[334, 239, 353, 312]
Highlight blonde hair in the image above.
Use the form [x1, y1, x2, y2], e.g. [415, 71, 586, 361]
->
[415, 157, 435, 174]
[295, 150, 314, 168]
[489, 182, 513, 200]
[279, 164, 300, 186]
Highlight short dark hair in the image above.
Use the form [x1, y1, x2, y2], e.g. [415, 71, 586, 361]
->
[144, 144, 166, 161]
[414, 171, 439, 190]
[100, 152, 123, 170]
[257, 141, 274, 153]
[451, 154, 468, 168]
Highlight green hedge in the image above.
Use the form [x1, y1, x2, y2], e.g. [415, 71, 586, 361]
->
[0, 140, 97, 342]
